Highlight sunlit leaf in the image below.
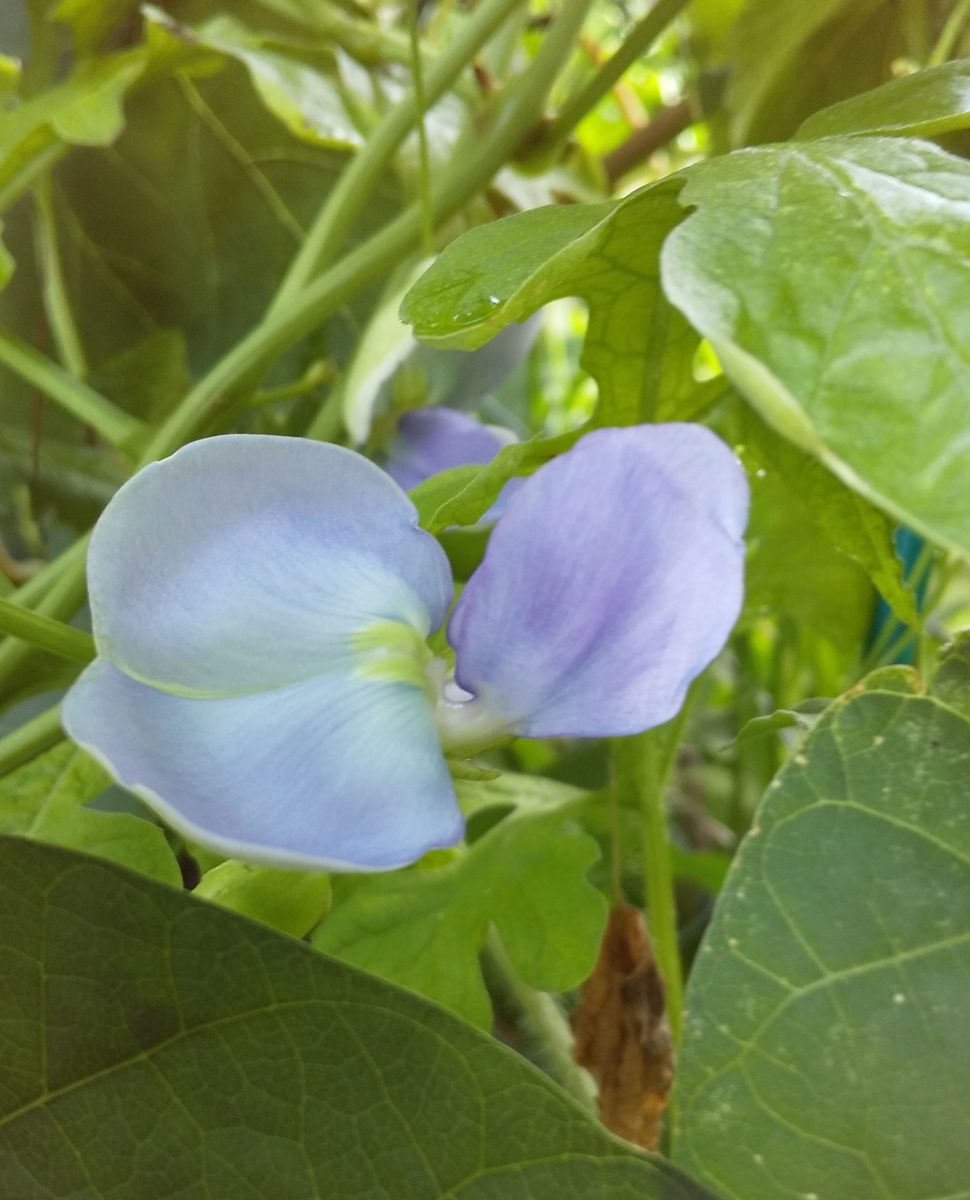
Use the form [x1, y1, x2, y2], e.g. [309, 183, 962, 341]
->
[663, 136, 970, 556]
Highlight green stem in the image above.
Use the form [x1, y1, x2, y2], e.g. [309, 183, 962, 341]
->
[305, 385, 346, 442]
[0, 144, 65, 216]
[409, 0, 435, 258]
[0, 597, 94, 664]
[0, 703, 64, 775]
[929, 0, 970, 64]
[33, 177, 88, 379]
[22, 0, 56, 95]
[539, 0, 690, 152]
[139, 250, 380, 463]
[268, 0, 525, 314]
[901, 0, 931, 63]
[485, 928, 597, 1110]
[0, 327, 144, 451]
[1, 537, 87, 611]
[257, 1, 429, 69]
[251, 361, 334, 408]
[0, 538, 90, 684]
[612, 693, 693, 1044]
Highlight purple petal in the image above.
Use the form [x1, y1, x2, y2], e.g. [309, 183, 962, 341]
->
[445, 424, 748, 740]
[64, 660, 462, 872]
[384, 407, 516, 492]
[86, 435, 453, 694]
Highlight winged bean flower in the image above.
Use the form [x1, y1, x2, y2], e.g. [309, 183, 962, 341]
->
[63, 425, 748, 872]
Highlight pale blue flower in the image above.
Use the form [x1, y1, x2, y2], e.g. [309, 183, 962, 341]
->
[63, 425, 748, 871]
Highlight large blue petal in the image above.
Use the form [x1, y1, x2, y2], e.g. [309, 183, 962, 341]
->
[63, 660, 462, 871]
[87, 435, 453, 694]
[444, 425, 748, 741]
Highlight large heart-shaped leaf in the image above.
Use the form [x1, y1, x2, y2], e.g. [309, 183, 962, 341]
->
[0, 835, 716, 1199]
[662, 135, 970, 556]
[672, 647, 970, 1198]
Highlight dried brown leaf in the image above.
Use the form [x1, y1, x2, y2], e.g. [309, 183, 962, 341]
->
[571, 904, 675, 1150]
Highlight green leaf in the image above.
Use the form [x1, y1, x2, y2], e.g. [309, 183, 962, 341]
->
[797, 59, 970, 140]
[412, 430, 580, 533]
[314, 801, 607, 1028]
[739, 423, 874, 649]
[662, 136, 970, 556]
[456, 769, 590, 818]
[403, 179, 702, 426]
[92, 328, 192, 424]
[673, 648, 970, 1197]
[729, 698, 830, 747]
[403, 202, 612, 345]
[194, 859, 331, 938]
[409, 463, 483, 527]
[183, 13, 364, 150]
[0, 742, 180, 886]
[0, 836, 714, 1200]
[928, 630, 970, 719]
[0, 49, 145, 205]
[669, 846, 732, 894]
[740, 407, 920, 628]
[724, 0, 902, 144]
[51, 0, 141, 54]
